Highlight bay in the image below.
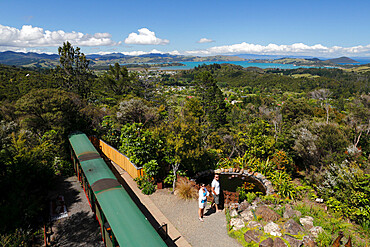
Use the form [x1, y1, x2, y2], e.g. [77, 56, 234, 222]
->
[160, 61, 331, 70]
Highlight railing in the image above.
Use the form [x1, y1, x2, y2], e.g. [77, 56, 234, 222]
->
[90, 137, 144, 179]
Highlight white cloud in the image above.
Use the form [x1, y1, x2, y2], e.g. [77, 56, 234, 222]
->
[120, 49, 179, 56]
[185, 42, 370, 57]
[197, 38, 214, 43]
[124, 28, 169, 45]
[0, 24, 117, 48]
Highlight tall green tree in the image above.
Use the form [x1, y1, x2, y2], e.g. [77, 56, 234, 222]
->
[195, 71, 227, 129]
[100, 63, 136, 96]
[55, 41, 92, 98]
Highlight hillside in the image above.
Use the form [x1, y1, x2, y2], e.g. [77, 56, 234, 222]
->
[0, 51, 245, 69]
[326, 56, 359, 64]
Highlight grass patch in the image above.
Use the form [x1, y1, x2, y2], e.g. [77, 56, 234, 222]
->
[291, 73, 320, 78]
[228, 228, 258, 247]
[343, 65, 370, 73]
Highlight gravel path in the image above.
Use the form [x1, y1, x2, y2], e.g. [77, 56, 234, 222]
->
[149, 189, 240, 247]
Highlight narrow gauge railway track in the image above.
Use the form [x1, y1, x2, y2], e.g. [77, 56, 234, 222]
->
[68, 132, 167, 247]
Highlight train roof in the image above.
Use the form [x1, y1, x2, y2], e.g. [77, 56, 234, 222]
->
[68, 132, 166, 247]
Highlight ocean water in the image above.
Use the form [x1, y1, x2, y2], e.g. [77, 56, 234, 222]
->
[160, 61, 333, 70]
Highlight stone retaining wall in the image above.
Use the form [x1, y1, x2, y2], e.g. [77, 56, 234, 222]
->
[179, 168, 275, 207]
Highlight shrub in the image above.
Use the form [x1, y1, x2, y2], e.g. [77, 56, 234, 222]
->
[237, 183, 256, 203]
[268, 170, 297, 199]
[134, 175, 156, 195]
[143, 160, 160, 179]
[175, 178, 197, 200]
[317, 161, 370, 224]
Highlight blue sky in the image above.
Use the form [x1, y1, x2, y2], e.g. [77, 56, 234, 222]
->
[0, 0, 369, 57]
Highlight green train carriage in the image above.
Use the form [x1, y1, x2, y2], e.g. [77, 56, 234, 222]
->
[68, 132, 167, 247]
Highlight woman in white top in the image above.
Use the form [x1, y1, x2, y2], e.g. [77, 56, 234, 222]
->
[198, 183, 209, 222]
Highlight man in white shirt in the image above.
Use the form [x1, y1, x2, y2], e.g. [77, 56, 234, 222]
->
[211, 174, 221, 212]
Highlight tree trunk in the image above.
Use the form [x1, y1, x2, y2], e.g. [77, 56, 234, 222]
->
[171, 162, 180, 194]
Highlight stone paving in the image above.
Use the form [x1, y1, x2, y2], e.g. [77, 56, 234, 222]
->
[149, 189, 241, 247]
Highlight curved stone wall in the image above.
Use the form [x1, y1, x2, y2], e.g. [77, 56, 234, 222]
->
[194, 168, 275, 195]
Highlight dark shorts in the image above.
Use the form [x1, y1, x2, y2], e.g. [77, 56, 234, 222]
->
[213, 194, 219, 204]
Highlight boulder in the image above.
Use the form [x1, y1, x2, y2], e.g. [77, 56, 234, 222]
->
[255, 205, 281, 222]
[273, 237, 288, 247]
[302, 235, 318, 247]
[244, 230, 263, 243]
[310, 226, 324, 238]
[239, 200, 250, 211]
[283, 204, 302, 219]
[283, 235, 303, 247]
[259, 237, 274, 247]
[300, 216, 314, 230]
[230, 208, 238, 217]
[240, 210, 254, 222]
[283, 219, 304, 235]
[248, 221, 263, 229]
[264, 222, 282, 237]
[230, 217, 245, 231]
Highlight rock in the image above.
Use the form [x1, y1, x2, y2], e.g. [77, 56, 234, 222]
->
[259, 237, 274, 247]
[283, 204, 302, 219]
[273, 237, 288, 247]
[300, 216, 314, 230]
[230, 209, 238, 217]
[230, 217, 245, 230]
[302, 235, 317, 247]
[215, 169, 221, 174]
[229, 203, 239, 210]
[283, 234, 303, 247]
[229, 168, 233, 173]
[239, 200, 250, 212]
[255, 205, 281, 222]
[315, 198, 324, 203]
[244, 230, 263, 243]
[247, 221, 263, 229]
[310, 226, 324, 238]
[240, 210, 254, 222]
[264, 222, 282, 237]
[283, 219, 304, 235]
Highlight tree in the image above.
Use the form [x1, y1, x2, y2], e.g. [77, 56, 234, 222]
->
[100, 63, 136, 96]
[116, 98, 159, 126]
[345, 95, 370, 149]
[309, 89, 332, 124]
[55, 42, 92, 98]
[195, 71, 227, 129]
[15, 89, 90, 150]
[238, 119, 276, 160]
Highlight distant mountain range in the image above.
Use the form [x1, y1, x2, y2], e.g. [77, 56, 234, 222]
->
[0, 51, 364, 69]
